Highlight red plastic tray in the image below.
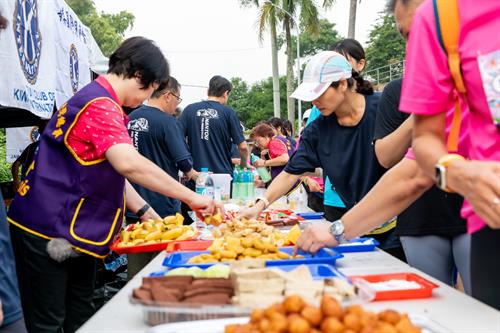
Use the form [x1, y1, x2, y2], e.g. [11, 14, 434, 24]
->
[110, 232, 198, 254]
[349, 272, 439, 301]
[165, 240, 213, 253]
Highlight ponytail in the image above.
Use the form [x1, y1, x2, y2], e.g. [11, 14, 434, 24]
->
[330, 70, 374, 95]
[351, 70, 374, 95]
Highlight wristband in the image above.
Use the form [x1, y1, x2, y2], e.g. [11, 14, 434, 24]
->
[255, 196, 270, 209]
[435, 154, 465, 192]
[136, 203, 151, 218]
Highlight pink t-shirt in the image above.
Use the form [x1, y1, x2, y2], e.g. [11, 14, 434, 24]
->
[400, 0, 500, 233]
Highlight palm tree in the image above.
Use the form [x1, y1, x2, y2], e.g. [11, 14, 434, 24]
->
[281, 0, 333, 127]
[240, 0, 281, 118]
[347, 0, 358, 38]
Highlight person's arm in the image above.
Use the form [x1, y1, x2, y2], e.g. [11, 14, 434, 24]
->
[237, 141, 249, 168]
[125, 180, 160, 221]
[254, 153, 289, 168]
[302, 177, 323, 193]
[240, 171, 302, 219]
[374, 116, 414, 169]
[413, 113, 500, 228]
[106, 144, 219, 219]
[297, 158, 433, 253]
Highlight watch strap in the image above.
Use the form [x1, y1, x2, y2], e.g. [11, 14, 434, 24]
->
[255, 196, 270, 209]
[136, 203, 151, 218]
[435, 154, 464, 192]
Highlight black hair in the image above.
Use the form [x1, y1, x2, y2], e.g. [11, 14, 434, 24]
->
[331, 39, 365, 64]
[386, 0, 411, 12]
[282, 120, 293, 137]
[267, 117, 284, 131]
[0, 10, 7, 30]
[108, 36, 169, 91]
[331, 70, 374, 96]
[208, 75, 232, 97]
[151, 76, 180, 99]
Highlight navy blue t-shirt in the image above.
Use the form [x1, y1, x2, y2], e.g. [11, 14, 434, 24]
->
[180, 100, 245, 175]
[0, 193, 23, 327]
[127, 106, 191, 217]
[285, 94, 385, 209]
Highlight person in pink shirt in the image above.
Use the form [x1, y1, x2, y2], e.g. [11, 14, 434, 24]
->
[400, 0, 500, 309]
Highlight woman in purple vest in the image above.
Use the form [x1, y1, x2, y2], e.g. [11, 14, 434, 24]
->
[7, 37, 219, 333]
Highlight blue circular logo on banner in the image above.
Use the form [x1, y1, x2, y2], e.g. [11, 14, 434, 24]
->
[69, 44, 79, 93]
[13, 0, 42, 84]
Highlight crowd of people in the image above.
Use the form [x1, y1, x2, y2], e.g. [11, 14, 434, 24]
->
[0, 0, 498, 332]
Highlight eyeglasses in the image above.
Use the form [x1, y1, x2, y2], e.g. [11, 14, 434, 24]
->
[169, 91, 182, 104]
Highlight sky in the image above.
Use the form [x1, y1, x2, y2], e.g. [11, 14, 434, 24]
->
[94, 0, 388, 109]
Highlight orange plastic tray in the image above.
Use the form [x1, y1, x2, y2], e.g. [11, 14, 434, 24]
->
[165, 240, 213, 253]
[110, 232, 198, 254]
[349, 272, 439, 301]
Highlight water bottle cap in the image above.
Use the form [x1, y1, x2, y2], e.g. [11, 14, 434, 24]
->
[201, 167, 209, 172]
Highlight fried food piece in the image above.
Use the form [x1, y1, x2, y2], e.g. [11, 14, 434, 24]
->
[250, 309, 264, 323]
[288, 315, 311, 333]
[243, 247, 262, 257]
[301, 305, 323, 327]
[395, 315, 422, 333]
[320, 295, 343, 318]
[378, 309, 401, 325]
[283, 295, 305, 314]
[343, 313, 362, 331]
[320, 317, 344, 333]
[268, 312, 288, 333]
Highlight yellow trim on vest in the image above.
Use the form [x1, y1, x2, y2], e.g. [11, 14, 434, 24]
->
[69, 198, 122, 246]
[7, 217, 107, 259]
[366, 218, 397, 235]
[63, 97, 124, 166]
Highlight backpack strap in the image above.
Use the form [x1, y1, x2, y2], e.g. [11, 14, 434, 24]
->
[433, 0, 466, 152]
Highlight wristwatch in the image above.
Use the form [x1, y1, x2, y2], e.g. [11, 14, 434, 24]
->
[435, 154, 465, 192]
[136, 203, 151, 218]
[329, 219, 349, 245]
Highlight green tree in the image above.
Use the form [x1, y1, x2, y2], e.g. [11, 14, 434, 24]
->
[0, 129, 12, 182]
[365, 13, 405, 72]
[278, 19, 341, 57]
[66, 0, 134, 56]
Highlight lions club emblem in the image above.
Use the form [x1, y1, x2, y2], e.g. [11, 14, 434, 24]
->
[13, 0, 42, 85]
[69, 44, 79, 93]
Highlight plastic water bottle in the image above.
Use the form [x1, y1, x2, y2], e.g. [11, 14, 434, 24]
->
[195, 167, 214, 199]
[244, 169, 255, 200]
[250, 153, 272, 183]
[232, 168, 240, 200]
[238, 168, 248, 200]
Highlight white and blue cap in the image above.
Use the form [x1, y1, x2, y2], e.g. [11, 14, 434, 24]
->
[291, 51, 352, 102]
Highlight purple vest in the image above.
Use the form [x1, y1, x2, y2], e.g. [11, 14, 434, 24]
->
[270, 135, 296, 179]
[8, 80, 125, 258]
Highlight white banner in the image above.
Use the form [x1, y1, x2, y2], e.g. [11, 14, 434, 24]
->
[0, 0, 93, 118]
[5, 126, 40, 163]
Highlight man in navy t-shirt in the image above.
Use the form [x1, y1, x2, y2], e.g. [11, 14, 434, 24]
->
[128, 77, 197, 218]
[180, 76, 248, 175]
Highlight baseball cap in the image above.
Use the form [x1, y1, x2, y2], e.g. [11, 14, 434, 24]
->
[291, 51, 352, 102]
[302, 108, 312, 120]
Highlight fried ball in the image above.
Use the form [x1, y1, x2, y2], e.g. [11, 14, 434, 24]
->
[250, 309, 264, 323]
[395, 316, 422, 333]
[301, 305, 323, 327]
[288, 315, 311, 333]
[373, 322, 398, 333]
[343, 313, 362, 331]
[310, 329, 322, 333]
[268, 312, 288, 333]
[283, 295, 306, 314]
[320, 295, 343, 318]
[258, 318, 271, 332]
[378, 309, 401, 325]
[320, 317, 344, 333]
[360, 311, 378, 329]
[265, 303, 286, 317]
[345, 304, 365, 316]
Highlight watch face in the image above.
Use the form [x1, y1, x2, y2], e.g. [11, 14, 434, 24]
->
[332, 221, 344, 235]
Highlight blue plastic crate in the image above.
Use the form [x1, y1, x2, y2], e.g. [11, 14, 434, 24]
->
[162, 247, 343, 269]
[334, 237, 380, 253]
[274, 264, 347, 280]
[295, 212, 324, 220]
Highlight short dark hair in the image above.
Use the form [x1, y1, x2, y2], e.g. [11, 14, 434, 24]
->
[267, 117, 284, 131]
[208, 75, 232, 97]
[331, 70, 374, 96]
[386, 0, 411, 12]
[151, 76, 180, 99]
[250, 123, 275, 139]
[108, 36, 169, 91]
[331, 39, 365, 64]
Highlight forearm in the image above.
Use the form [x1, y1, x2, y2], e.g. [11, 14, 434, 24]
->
[342, 158, 433, 240]
[265, 154, 289, 167]
[238, 142, 249, 168]
[412, 113, 447, 179]
[125, 180, 147, 213]
[254, 171, 302, 211]
[374, 116, 414, 169]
